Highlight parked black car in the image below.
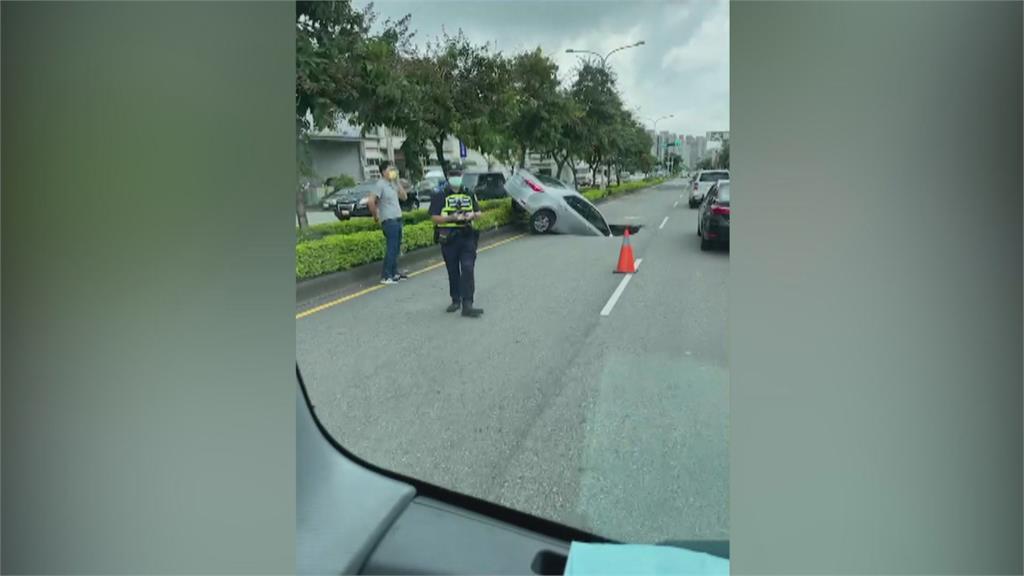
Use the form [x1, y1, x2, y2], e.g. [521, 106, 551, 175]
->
[697, 180, 730, 251]
[461, 171, 508, 200]
[327, 180, 419, 221]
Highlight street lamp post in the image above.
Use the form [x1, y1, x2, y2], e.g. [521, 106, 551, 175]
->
[566, 41, 645, 68]
[648, 113, 674, 165]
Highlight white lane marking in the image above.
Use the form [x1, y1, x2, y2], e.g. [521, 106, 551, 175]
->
[600, 259, 643, 317]
[673, 201, 679, 208]
[658, 216, 669, 230]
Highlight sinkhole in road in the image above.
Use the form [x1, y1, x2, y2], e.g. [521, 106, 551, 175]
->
[609, 224, 642, 237]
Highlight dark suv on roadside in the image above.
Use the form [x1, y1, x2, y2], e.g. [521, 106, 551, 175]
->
[461, 171, 508, 200]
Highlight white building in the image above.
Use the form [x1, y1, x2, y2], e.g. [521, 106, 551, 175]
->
[305, 113, 502, 184]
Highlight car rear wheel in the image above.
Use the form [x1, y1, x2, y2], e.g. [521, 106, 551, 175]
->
[530, 209, 555, 234]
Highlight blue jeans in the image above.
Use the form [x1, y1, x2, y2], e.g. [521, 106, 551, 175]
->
[381, 218, 403, 279]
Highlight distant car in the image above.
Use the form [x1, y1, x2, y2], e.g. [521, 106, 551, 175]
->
[697, 180, 730, 250]
[329, 180, 418, 220]
[689, 169, 729, 208]
[461, 171, 508, 200]
[505, 169, 612, 236]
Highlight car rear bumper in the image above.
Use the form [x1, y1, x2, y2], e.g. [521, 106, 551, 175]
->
[333, 204, 370, 219]
[703, 220, 730, 243]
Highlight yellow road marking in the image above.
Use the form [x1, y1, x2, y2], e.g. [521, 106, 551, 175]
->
[296, 233, 527, 320]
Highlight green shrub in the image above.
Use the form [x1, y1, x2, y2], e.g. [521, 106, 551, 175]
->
[296, 221, 440, 279]
[297, 203, 509, 243]
[296, 208, 434, 244]
[474, 204, 514, 230]
[295, 205, 521, 279]
[478, 198, 511, 212]
[582, 188, 606, 203]
[579, 178, 665, 203]
[303, 218, 380, 238]
[296, 229, 387, 279]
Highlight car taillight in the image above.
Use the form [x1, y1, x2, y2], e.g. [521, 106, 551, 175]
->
[524, 178, 544, 193]
[711, 204, 731, 216]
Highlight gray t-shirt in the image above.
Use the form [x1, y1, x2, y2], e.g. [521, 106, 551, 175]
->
[370, 178, 402, 222]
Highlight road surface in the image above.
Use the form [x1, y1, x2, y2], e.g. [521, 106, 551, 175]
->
[296, 178, 728, 543]
[305, 209, 343, 226]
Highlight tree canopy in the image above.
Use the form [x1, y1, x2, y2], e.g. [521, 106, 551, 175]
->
[294, 0, 662, 225]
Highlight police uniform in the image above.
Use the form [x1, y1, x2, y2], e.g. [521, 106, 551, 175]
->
[429, 183, 483, 317]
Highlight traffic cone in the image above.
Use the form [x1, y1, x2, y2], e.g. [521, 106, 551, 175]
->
[614, 227, 636, 274]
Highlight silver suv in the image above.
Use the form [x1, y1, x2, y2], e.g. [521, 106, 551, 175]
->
[689, 169, 729, 208]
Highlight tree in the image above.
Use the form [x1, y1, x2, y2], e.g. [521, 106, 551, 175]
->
[537, 88, 582, 183]
[602, 109, 651, 185]
[499, 49, 563, 169]
[399, 31, 505, 179]
[459, 52, 515, 171]
[570, 62, 623, 188]
[295, 0, 411, 228]
[715, 141, 730, 169]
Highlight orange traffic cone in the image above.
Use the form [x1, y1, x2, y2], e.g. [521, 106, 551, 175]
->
[614, 227, 636, 274]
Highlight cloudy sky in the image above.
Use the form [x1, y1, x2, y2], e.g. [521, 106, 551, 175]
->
[357, 0, 729, 139]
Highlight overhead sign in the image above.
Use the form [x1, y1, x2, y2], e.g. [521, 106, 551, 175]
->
[459, 140, 468, 158]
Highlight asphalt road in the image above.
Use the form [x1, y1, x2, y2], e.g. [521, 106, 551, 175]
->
[297, 179, 729, 543]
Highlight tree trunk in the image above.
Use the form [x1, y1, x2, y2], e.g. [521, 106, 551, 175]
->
[518, 146, 527, 169]
[296, 186, 309, 229]
[433, 138, 447, 179]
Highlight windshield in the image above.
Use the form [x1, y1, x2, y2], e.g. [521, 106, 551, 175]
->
[563, 194, 610, 234]
[717, 184, 731, 202]
[296, 0, 729, 547]
[461, 174, 480, 189]
[700, 171, 729, 182]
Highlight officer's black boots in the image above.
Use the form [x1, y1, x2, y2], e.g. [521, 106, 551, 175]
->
[446, 301, 461, 313]
[461, 301, 483, 318]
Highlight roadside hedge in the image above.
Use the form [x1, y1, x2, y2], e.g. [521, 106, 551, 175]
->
[582, 177, 666, 203]
[296, 201, 517, 279]
[297, 199, 515, 244]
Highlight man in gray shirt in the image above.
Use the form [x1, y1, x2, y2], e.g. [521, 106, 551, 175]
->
[367, 161, 408, 284]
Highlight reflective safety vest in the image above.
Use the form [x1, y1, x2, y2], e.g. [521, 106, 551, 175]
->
[437, 192, 476, 228]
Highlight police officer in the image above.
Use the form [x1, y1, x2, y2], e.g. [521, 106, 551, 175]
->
[429, 178, 484, 318]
